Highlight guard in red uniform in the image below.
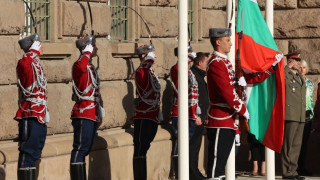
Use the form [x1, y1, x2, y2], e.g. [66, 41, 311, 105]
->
[204, 28, 250, 179]
[205, 28, 282, 179]
[15, 34, 48, 180]
[132, 44, 161, 180]
[70, 36, 104, 180]
[169, 46, 202, 179]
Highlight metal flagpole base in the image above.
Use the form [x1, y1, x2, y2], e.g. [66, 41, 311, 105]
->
[225, 142, 235, 180]
[266, 147, 275, 180]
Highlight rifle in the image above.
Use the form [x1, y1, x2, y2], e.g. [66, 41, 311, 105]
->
[235, 10, 249, 131]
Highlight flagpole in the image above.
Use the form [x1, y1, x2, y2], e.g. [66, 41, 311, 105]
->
[226, 0, 236, 179]
[265, 0, 275, 180]
[227, 0, 236, 68]
[178, 0, 189, 179]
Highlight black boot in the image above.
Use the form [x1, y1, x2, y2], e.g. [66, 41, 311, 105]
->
[18, 167, 36, 180]
[172, 156, 178, 179]
[133, 156, 147, 180]
[70, 163, 86, 180]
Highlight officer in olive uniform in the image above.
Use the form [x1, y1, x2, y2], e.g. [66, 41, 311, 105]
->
[282, 50, 306, 180]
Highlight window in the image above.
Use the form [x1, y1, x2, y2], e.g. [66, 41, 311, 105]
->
[109, 0, 129, 42]
[188, 0, 194, 41]
[22, 0, 51, 41]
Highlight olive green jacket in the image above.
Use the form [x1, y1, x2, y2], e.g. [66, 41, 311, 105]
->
[285, 66, 306, 122]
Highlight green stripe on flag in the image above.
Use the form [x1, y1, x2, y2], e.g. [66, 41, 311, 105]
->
[247, 74, 277, 142]
[236, 0, 278, 51]
[236, 0, 285, 152]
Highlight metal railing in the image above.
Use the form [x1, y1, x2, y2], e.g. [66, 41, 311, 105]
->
[22, 0, 51, 41]
[109, 0, 129, 42]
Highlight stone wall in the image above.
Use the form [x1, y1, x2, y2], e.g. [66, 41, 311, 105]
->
[0, 0, 319, 179]
[0, 0, 227, 140]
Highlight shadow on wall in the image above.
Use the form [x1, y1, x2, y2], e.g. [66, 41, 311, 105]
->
[0, 166, 5, 180]
[35, 159, 41, 180]
[161, 75, 173, 125]
[159, 76, 176, 178]
[88, 135, 111, 180]
[122, 57, 135, 128]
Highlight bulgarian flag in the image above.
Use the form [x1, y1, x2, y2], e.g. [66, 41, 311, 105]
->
[235, 0, 285, 153]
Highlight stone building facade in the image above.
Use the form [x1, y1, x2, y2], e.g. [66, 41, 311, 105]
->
[0, 0, 319, 179]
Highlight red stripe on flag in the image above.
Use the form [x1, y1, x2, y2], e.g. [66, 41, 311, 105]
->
[236, 33, 285, 153]
[236, 33, 279, 72]
[262, 61, 285, 153]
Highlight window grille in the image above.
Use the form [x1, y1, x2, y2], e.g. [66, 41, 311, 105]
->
[23, 0, 51, 41]
[109, 0, 129, 42]
[188, 0, 194, 41]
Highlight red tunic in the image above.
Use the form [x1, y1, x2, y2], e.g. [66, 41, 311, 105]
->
[204, 51, 247, 130]
[223, 64, 276, 132]
[169, 59, 200, 120]
[71, 52, 102, 122]
[243, 66, 275, 84]
[169, 63, 179, 118]
[132, 60, 161, 123]
[14, 49, 49, 124]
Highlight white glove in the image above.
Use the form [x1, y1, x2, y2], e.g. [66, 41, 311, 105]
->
[188, 52, 197, 61]
[29, 41, 41, 51]
[99, 105, 105, 118]
[243, 109, 250, 120]
[235, 134, 240, 146]
[145, 52, 155, 60]
[273, 53, 283, 66]
[190, 52, 197, 59]
[82, 44, 93, 54]
[238, 76, 247, 87]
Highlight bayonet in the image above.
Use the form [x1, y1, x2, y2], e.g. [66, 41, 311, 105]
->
[21, 0, 37, 34]
[228, 0, 234, 28]
[236, 9, 249, 131]
[127, 7, 153, 44]
[87, 0, 94, 37]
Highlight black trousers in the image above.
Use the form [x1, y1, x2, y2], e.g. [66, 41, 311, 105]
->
[247, 133, 265, 161]
[206, 128, 235, 178]
[298, 119, 312, 171]
[133, 119, 158, 157]
[189, 125, 204, 179]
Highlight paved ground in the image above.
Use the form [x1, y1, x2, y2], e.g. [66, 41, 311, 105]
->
[237, 175, 320, 180]
[168, 174, 320, 180]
